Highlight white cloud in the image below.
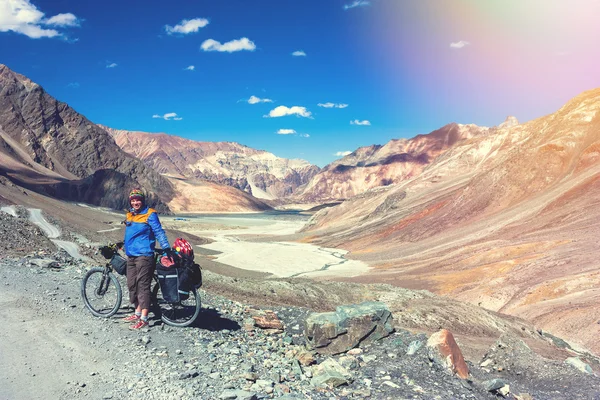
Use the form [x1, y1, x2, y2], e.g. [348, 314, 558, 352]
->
[299, 133, 310, 138]
[201, 37, 256, 53]
[0, 0, 81, 39]
[184, 65, 195, 71]
[450, 40, 470, 49]
[248, 95, 273, 104]
[264, 106, 312, 118]
[67, 82, 79, 88]
[318, 102, 348, 109]
[277, 129, 296, 135]
[344, 0, 370, 10]
[165, 18, 209, 35]
[106, 62, 117, 68]
[292, 50, 306, 57]
[153, 112, 182, 121]
[351, 119, 371, 126]
[335, 151, 352, 156]
[45, 13, 80, 27]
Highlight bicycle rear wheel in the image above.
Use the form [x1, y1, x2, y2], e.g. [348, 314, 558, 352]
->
[152, 281, 201, 327]
[81, 267, 122, 317]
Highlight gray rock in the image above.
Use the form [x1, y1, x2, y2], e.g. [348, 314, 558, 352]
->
[304, 301, 394, 355]
[310, 358, 352, 388]
[565, 357, 593, 374]
[406, 340, 423, 355]
[29, 258, 60, 269]
[218, 389, 258, 400]
[484, 378, 508, 392]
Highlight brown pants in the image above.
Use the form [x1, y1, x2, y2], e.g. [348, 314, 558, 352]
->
[126, 256, 155, 310]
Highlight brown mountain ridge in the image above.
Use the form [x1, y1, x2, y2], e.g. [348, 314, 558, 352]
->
[303, 88, 600, 355]
[102, 126, 320, 201]
[0, 64, 174, 211]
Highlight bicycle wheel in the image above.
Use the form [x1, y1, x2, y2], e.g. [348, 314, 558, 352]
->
[81, 267, 122, 317]
[152, 281, 201, 327]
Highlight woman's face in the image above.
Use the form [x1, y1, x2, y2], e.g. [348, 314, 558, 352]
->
[130, 198, 143, 212]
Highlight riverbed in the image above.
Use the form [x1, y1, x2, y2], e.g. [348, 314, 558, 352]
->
[163, 212, 370, 279]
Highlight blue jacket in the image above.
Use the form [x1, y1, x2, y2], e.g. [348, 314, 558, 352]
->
[124, 206, 170, 257]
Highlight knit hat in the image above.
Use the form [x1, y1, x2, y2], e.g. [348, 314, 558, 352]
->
[129, 188, 145, 202]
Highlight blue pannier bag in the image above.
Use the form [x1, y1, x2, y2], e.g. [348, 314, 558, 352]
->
[156, 260, 180, 303]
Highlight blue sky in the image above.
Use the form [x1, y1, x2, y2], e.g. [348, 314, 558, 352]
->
[2, 0, 600, 167]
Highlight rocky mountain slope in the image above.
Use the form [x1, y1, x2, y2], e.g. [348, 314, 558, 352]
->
[302, 88, 600, 356]
[294, 121, 497, 202]
[0, 64, 174, 212]
[102, 126, 320, 201]
[0, 64, 271, 213]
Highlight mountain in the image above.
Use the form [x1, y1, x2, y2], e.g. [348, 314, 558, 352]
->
[294, 122, 492, 202]
[0, 64, 270, 213]
[0, 64, 174, 211]
[101, 126, 320, 201]
[302, 88, 600, 355]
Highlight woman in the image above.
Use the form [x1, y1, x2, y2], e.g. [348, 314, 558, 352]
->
[122, 188, 171, 329]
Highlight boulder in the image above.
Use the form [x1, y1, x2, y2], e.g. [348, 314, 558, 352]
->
[304, 301, 394, 355]
[426, 329, 469, 379]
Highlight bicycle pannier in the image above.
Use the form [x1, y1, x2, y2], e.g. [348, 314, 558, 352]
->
[178, 255, 202, 297]
[157, 258, 181, 303]
[110, 254, 127, 275]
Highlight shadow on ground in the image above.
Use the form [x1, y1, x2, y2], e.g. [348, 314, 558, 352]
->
[145, 306, 241, 331]
[192, 307, 241, 331]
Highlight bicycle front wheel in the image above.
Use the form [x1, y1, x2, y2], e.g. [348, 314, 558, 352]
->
[152, 282, 201, 327]
[81, 267, 122, 317]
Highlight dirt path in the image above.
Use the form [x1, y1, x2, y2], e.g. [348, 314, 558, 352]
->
[28, 208, 61, 238]
[0, 272, 116, 400]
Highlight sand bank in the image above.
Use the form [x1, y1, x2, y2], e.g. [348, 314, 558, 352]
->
[187, 218, 370, 279]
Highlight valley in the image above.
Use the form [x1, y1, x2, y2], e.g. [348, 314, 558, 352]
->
[2, 63, 600, 396]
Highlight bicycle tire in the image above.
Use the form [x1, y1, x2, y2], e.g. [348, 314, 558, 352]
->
[152, 280, 201, 327]
[81, 267, 122, 317]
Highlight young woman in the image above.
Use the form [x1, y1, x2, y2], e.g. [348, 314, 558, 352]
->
[122, 188, 171, 329]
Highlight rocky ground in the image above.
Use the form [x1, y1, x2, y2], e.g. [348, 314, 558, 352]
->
[1, 208, 600, 400]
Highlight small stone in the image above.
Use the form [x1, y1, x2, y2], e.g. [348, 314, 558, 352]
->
[499, 385, 510, 396]
[480, 358, 493, 367]
[347, 348, 363, 356]
[243, 372, 259, 381]
[296, 349, 316, 366]
[406, 340, 423, 356]
[251, 310, 284, 330]
[382, 381, 400, 389]
[484, 378, 508, 392]
[310, 358, 352, 388]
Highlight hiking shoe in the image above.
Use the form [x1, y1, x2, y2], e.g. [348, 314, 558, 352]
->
[129, 320, 149, 330]
[122, 314, 139, 322]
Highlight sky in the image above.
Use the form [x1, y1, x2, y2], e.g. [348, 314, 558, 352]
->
[1, 0, 600, 167]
